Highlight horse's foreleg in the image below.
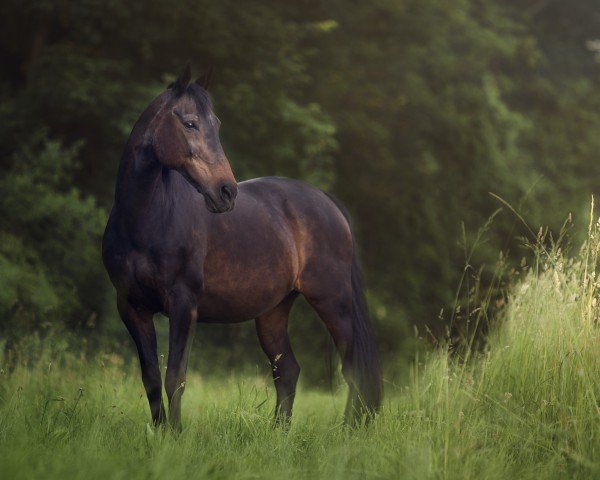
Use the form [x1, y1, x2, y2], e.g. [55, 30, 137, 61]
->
[165, 292, 197, 431]
[255, 293, 299, 426]
[118, 297, 166, 426]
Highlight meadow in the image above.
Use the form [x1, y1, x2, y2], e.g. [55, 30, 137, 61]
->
[1, 228, 599, 480]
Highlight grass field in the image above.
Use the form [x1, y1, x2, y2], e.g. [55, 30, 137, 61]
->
[1, 234, 599, 479]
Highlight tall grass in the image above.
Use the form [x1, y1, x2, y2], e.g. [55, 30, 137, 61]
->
[0, 218, 598, 479]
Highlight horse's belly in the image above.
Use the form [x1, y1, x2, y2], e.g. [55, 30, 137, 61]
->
[197, 209, 299, 322]
[197, 275, 293, 323]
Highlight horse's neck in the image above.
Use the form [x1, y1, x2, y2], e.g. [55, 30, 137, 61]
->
[116, 145, 159, 205]
[113, 93, 207, 245]
[114, 93, 171, 217]
[115, 147, 182, 241]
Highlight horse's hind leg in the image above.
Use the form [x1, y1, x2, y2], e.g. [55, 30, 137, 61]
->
[303, 290, 360, 423]
[255, 292, 300, 425]
[118, 297, 166, 426]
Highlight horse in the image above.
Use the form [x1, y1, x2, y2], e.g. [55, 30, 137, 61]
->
[102, 66, 382, 430]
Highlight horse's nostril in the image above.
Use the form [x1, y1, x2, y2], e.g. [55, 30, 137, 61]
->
[220, 184, 233, 202]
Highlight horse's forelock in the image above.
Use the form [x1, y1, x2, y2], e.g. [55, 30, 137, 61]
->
[185, 84, 213, 115]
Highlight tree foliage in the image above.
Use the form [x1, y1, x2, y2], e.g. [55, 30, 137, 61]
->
[0, 0, 598, 368]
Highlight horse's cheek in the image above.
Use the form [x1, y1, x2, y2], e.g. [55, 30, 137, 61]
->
[187, 135, 205, 158]
[155, 121, 185, 168]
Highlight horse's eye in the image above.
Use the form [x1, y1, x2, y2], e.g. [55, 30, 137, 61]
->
[184, 121, 197, 130]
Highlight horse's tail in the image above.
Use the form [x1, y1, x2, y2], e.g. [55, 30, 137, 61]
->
[325, 193, 383, 419]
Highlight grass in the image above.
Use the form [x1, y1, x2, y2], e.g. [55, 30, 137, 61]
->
[1, 228, 599, 479]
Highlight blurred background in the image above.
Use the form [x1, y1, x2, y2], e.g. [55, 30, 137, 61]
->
[1, 0, 599, 384]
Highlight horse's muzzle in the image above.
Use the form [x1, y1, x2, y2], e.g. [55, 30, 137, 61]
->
[203, 183, 237, 213]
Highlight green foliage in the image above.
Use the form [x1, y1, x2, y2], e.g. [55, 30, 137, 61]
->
[0, 0, 599, 369]
[0, 135, 107, 337]
[306, 0, 600, 329]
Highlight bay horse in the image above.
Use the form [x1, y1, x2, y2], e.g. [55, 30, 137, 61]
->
[102, 66, 382, 430]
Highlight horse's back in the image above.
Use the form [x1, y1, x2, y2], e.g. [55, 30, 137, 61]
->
[240, 176, 347, 222]
[238, 177, 354, 293]
[238, 177, 352, 255]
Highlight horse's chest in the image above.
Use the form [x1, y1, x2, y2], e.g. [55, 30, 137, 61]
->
[120, 248, 202, 311]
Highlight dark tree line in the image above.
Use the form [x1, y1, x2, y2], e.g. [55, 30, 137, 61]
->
[1, 0, 599, 376]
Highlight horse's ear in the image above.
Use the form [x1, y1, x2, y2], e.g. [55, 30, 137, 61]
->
[195, 65, 214, 90]
[170, 64, 192, 95]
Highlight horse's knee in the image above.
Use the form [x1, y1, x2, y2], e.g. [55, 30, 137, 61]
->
[273, 356, 300, 386]
[165, 371, 186, 400]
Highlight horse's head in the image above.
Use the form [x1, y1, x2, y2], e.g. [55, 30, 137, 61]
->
[149, 66, 237, 213]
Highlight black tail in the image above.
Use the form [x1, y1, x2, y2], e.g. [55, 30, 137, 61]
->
[348, 247, 383, 417]
[325, 193, 383, 419]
